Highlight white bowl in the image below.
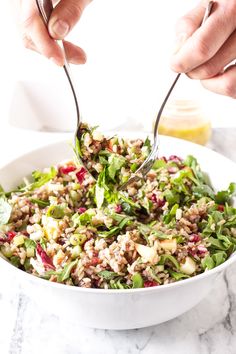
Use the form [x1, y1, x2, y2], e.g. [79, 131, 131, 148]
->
[0, 135, 236, 330]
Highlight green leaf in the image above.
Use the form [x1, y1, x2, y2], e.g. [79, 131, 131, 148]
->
[75, 137, 82, 158]
[132, 273, 144, 288]
[184, 155, 205, 182]
[0, 198, 12, 225]
[192, 185, 215, 199]
[130, 163, 138, 173]
[108, 154, 126, 181]
[98, 270, 119, 280]
[143, 136, 152, 151]
[215, 182, 236, 204]
[28, 167, 57, 191]
[169, 270, 189, 281]
[98, 226, 120, 238]
[72, 210, 95, 226]
[201, 255, 215, 270]
[99, 156, 108, 166]
[159, 254, 180, 270]
[110, 278, 130, 289]
[58, 260, 78, 282]
[152, 159, 167, 170]
[212, 251, 227, 267]
[30, 198, 50, 208]
[163, 204, 179, 224]
[208, 237, 229, 251]
[24, 258, 32, 271]
[229, 182, 236, 195]
[95, 169, 108, 209]
[163, 189, 180, 206]
[10, 256, 21, 268]
[46, 205, 65, 219]
[24, 238, 36, 250]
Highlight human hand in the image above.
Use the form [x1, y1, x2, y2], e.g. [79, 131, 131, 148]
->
[171, 0, 236, 98]
[19, 0, 91, 66]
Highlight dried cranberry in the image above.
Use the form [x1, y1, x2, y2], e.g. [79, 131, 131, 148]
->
[189, 234, 201, 243]
[168, 155, 183, 163]
[188, 248, 197, 257]
[144, 281, 158, 288]
[90, 257, 100, 266]
[7, 231, 17, 241]
[59, 166, 76, 175]
[76, 167, 87, 183]
[168, 167, 178, 174]
[36, 244, 55, 270]
[114, 204, 122, 213]
[217, 205, 225, 212]
[78, 207, 86, 214]
[151, 194, 165, 208]
[0, 231, 17, 243]
[197, 245, 208, 255]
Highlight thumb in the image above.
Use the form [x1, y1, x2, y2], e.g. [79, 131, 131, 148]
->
[49, 0, 91, 39]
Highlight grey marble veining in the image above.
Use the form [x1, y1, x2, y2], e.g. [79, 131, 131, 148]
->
[1, 128, 236, 354]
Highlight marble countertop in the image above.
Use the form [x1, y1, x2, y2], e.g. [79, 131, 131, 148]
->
[1, 128, 236, 354]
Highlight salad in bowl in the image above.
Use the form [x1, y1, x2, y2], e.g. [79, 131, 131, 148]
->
[0, 124, 236, 291]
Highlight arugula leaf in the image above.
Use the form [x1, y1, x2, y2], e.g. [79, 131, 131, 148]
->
[108, 154, 126, 181]
[21, 167, 57, 192]
[132, 273, 144, 288]
[0, 198, 12, 225]
[98, 270, 119, 280]
[208, 237, 230, 251]
[184, 155, 205, 182]
[58, 260, 78, 282]
[152, 159, 167, 170]
[46, 205, 65, 219]
[192, 185, 215, 199]
[72, 210, 95, 226]
[201, 255, 215, 270]
[98, 226, 120, 238]
[110, 278, 130, 289]
[169, 270, 189, 281]
[201, 251, 227, 270]
[163, 204, 179, 224]
[212, 251, 227, 267]
[95, 169, 108, 209]
[30, 198, 50, 208]
[163, 189, 180, 206]
[215, 182, 236, 204]
[159, 254, 180, 270]
[75, 137, 82, 158]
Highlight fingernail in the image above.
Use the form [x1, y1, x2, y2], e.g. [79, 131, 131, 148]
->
[51, 19, 69, 38]
[173, 33, 187, 54]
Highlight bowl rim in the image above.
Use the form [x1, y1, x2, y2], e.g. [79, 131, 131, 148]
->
[1, 135, 236, 294]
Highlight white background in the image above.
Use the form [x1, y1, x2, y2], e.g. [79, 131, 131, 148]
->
[1, 0, 236, 133]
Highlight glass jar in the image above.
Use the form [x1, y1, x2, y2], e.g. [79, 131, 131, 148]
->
[157, 99, 212, 145]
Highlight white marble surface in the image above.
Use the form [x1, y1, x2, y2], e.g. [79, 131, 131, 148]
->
[0, 128, 236, 354]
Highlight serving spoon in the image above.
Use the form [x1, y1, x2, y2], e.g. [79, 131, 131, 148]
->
[120, 1, 214, 190]
[35, 0, 86, 165]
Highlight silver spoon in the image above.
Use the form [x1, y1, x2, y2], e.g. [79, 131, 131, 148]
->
[35, 0, 84, 151]
[120, 0, 214, 190]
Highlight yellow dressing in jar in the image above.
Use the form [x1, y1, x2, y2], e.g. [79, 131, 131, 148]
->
[157, 100, 212, 145]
